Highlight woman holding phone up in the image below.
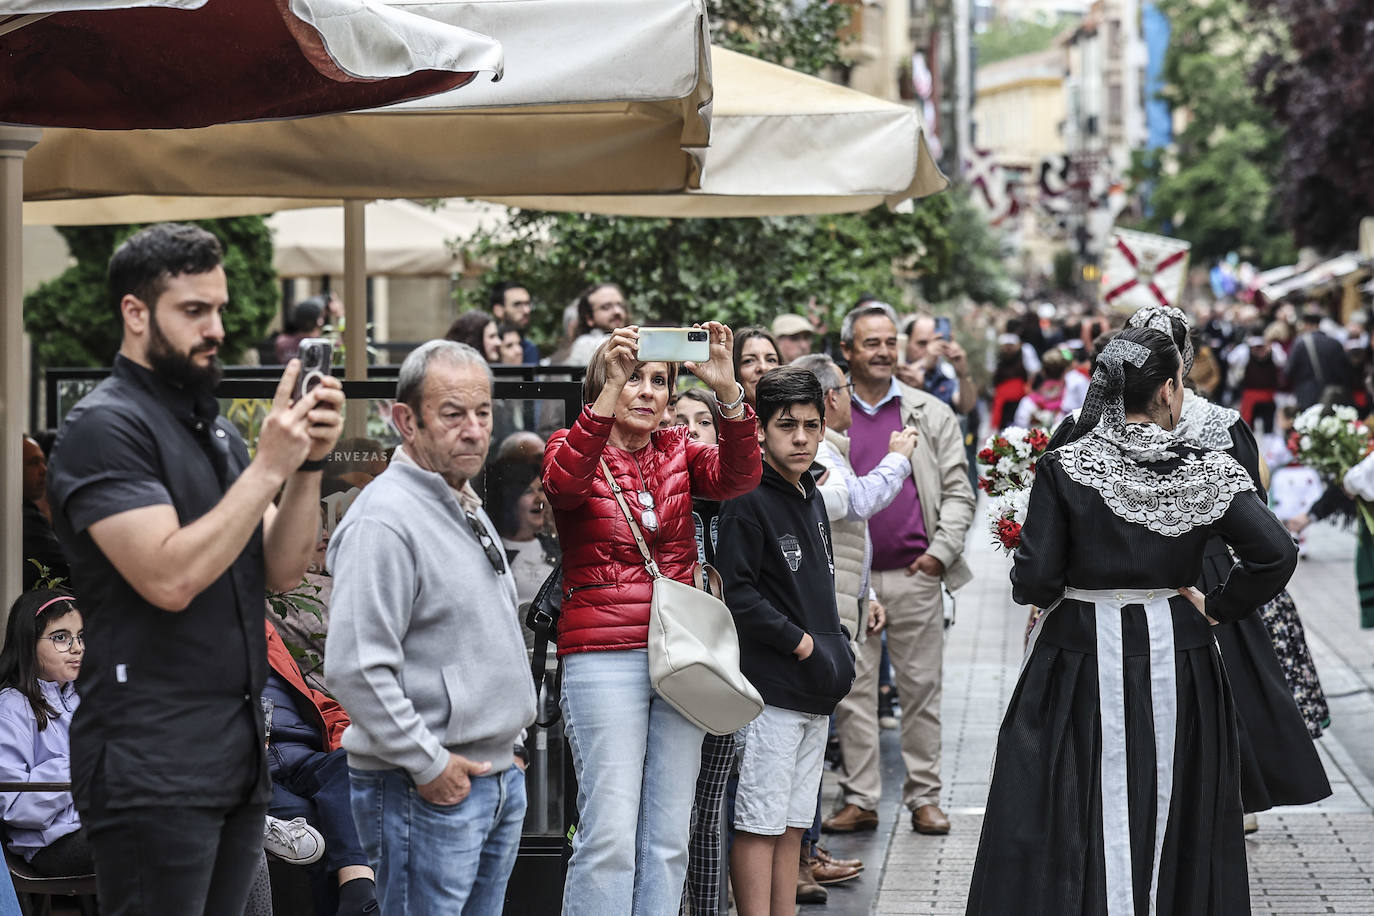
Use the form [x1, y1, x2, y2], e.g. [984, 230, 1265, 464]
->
[543, 323, 760, 916]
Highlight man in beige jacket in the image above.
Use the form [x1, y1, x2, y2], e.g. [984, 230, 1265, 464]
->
[822, 301, 976, 837]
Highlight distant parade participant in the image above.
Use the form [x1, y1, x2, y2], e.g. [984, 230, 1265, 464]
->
[967, 328, 1298, 916]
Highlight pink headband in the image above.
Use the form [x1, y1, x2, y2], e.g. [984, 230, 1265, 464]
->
[36, 596, 75, 617]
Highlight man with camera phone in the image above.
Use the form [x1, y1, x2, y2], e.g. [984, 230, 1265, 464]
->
[47, 223, 344, 916]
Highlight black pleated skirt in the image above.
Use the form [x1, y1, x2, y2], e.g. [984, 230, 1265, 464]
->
[1202, 539, 1331, 811]
[966, 599, 1251, 916]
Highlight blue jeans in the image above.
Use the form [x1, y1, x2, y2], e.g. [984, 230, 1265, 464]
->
[348, 764, 525, 916]
[560, 648, 705, 916]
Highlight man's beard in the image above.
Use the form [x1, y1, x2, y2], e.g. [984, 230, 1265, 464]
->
[147, 312, 223, 392]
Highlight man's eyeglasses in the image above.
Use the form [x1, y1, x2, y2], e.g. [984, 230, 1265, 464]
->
[42, 631, 84, 653]
[465, 511, 507, 575]
[827, 382, 855, 395]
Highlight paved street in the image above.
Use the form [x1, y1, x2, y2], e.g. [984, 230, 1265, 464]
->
[814, 517, 1374, 916]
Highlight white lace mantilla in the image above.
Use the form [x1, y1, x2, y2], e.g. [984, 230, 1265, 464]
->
[1059, 425, 1255, 536]
[1174, 390, 1240, 451]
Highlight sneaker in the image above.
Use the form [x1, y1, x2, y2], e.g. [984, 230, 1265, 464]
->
[264, 815, 325, 865]
[1243, 813, 1259, 835]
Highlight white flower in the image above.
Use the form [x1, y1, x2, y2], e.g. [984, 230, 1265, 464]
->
[1334, 405, 1358, 422]
[996, 456, 1015, 476]
[1300, 435, 1313, 451]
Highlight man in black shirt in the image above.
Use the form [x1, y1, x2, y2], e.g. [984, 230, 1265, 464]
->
[47, 223, 344, 916]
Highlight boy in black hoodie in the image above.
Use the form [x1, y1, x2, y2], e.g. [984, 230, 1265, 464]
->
[716, 366, 857, 916]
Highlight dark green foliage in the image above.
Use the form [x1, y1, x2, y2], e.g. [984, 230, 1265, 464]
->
[1130, 0, 1294, 266]
[24, 217, 278, 368]
[709, 0, 851, 75]
[458, 187, 1008, 349]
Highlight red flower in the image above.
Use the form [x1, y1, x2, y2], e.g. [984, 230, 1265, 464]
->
[978, 448, 996, 464]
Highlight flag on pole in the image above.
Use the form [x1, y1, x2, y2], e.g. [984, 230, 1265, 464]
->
[1100, 228, 1191, 312]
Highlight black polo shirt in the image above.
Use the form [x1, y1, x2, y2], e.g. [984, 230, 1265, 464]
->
[47, 354, 269, 812]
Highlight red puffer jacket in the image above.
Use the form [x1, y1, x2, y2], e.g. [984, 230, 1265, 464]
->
[543, 404, 761, 655]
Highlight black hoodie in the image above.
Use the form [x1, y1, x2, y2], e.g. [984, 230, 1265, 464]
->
[716, 462, 856, 715]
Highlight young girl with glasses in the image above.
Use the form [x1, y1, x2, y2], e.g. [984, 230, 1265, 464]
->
[0, 589, 88, 877]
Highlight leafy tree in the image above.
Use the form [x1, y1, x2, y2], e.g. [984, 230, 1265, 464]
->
[462, 189, 1012, 346]
[1248, 0, 1374, 253]
[24, 217, 278, 368]
[1129, 0, 1294, 266]
[974, 16, 1075, 67]
[458, 2, 1009, 344]
[710, 0, 850, 75]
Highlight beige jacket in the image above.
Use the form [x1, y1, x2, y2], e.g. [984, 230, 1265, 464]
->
[865, 380, 976, 591]
[820, 429, 870, 643]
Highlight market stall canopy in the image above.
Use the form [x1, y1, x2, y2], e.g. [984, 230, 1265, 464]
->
[1260, 253, 1369, 302]
[19, 0, 714, 200]
[0, 0, 504, 128]
[482, 45, 948, 217]
[268, 198, 510, 276]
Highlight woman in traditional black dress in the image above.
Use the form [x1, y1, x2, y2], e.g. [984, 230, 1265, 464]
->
[966, 328, 1298, 916]
[1049, 307, 1331, 823]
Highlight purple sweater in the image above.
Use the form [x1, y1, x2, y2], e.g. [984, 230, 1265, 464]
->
[849, 398, 928, 570]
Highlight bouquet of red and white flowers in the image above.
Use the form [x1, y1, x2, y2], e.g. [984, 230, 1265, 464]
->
[987, 487, 1031, 555]
[978, 426, 1051, 554]
[976, 426, 1050, 495]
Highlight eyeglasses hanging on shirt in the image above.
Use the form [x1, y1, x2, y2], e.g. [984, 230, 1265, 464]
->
[465, 511, 508, 575]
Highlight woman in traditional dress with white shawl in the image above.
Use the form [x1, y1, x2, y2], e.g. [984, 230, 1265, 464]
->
[1052, 306, 1331, 823]
[966, 327, 1298, 916]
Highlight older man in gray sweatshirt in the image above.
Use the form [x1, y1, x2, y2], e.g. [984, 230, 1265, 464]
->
[326, 340, 536, 916]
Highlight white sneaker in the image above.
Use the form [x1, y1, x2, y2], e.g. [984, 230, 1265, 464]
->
[1243, 813, 1259, 835]
[264, 815, 325, 865]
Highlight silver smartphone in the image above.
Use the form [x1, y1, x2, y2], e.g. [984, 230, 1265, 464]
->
[291, 338, 333, 403]
[637, 327, 710, 363]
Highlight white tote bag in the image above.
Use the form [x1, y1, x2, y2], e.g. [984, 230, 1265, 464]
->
[600, 461, 763, 735]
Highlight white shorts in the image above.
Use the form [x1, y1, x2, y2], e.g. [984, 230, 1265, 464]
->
[733, 704, 828, 836]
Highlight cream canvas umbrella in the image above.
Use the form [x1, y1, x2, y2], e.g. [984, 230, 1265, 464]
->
[20, 0, 713, 379]
[1, 0, 510, 602]
[484, 46, 948, 216]
[268, 198, 510, 276]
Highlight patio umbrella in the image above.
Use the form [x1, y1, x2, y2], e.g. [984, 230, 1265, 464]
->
[483, 46, 948, 216]
[1, 0, 514, 602]
[0, 0, 505, 128]
[18, 0, 714, 384]
[268, 198, 510, 276]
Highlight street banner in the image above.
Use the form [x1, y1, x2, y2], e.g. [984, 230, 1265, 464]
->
[1100, 228, 1191, 313]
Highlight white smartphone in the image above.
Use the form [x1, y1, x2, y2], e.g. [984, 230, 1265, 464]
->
[636, 327, 710, 363]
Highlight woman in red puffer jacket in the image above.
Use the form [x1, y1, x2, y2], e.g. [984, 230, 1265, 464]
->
[543, 322, 760, 916]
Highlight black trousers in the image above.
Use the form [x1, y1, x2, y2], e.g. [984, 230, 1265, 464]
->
[83, 800, 268, 916]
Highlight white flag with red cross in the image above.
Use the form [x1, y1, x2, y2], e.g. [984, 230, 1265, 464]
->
[1100, 228, 1191, 313]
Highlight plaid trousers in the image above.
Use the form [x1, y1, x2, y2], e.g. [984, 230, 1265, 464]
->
[680, 731, 736, 916]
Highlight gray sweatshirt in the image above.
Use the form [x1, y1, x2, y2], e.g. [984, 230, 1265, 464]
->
[325, 460, 536, 784]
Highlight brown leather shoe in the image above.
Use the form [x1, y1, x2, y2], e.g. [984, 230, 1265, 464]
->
[813, 844, 864, 871]
[797, 859, 828, 904]
[911, 804, 951, 835]
[809, 855, 862, 886]
[821, 803, 879, 833]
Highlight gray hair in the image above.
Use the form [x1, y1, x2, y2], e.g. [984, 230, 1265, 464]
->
[840, 301, 900, 345]
[396, 339, 492, 413]
[792, 353, 845, 391]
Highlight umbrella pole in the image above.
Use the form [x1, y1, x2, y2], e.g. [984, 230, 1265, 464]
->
[343, 200, 369, 438]
[0, 127, 41, 611]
